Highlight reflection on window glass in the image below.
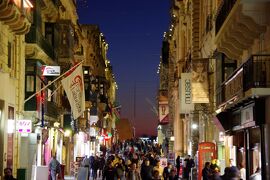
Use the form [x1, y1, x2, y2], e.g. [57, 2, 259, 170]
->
[26, 65, 35, 72]
[48, 89, 52, 102]
[26, 75, 34, 92]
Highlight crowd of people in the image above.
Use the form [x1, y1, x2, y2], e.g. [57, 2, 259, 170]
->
[76, 139, 182, 180]
[202, 158, 262, 180]
[45, 139, 262, 180]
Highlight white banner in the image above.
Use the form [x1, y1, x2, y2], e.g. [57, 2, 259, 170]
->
[61, 64, 85, 119]
[179, 73, 194, 113]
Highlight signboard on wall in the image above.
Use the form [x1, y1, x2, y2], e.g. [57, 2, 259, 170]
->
[17, 120, 32, 133]
[241, 105, 255, 128]
[168, 152, 175, 165]
[42, 66, 61, 76]
[160, 158, 168, 168]
[179, 73, 194, 113]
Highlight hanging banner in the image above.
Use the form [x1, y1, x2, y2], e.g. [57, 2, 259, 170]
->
[191, 59, 209, 103]
[61, 64, 85, 119]
[179, 73, 194, 113]
[159, 90, 169, 124]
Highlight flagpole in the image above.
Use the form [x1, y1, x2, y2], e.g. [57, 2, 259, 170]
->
[24, 61, 84, 104]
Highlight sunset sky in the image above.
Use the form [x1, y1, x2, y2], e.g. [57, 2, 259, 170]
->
[77, 0, 170, 136]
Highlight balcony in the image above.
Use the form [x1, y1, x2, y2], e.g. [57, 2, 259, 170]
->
[243, 55, 270, 96]
[215, 0, 269, 60]
[0, 0, 33, 34]
[25, 26, 56, 61]
[216, 55, 270, 107]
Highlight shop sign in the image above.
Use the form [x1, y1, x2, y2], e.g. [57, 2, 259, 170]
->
[168, 152, 175, 165]
[17, 120, 32, 133]
[42, 66, 61, 76]
[241, 106, 255, 128]
[179, 73, 194, 113]
[219, 132, 225, 142]
[160, 158, 168, 168]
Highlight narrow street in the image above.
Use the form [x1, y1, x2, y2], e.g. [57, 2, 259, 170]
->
[0, 0, 269, 179]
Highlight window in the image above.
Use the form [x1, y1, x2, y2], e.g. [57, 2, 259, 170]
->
[47, 84, 52, 102]
[8, 42, 12, 68]
[26, 65, 35, 72]
[26, 75, 35, 92]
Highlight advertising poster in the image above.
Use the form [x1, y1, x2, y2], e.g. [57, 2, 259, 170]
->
[191, 60, 209, 103]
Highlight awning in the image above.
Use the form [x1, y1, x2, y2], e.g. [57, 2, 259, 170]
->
[212, 116, 225, 132]
[215, 112, 232, 132]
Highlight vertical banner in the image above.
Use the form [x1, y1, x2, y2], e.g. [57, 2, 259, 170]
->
[61, 64, 85, 119]
[179, 73, 194, 113]
[158, 90, 169, 124]
[7, 106, 14, 168]
[191, 59, 209, 103]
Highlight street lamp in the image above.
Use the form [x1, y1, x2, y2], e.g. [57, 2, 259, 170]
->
[192, 123, 198, 129]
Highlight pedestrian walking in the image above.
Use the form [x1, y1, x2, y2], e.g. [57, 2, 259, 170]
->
[3, 168, 16, 180]
[126, 163, 141, 180]
[103, 161, 116, 180]
[115, 162, 125, 180]
[153, 159, 164, 179]
[220, 167, 231, 180]
[168, 169, 178, 180]
[92, 156, 100, 180]
[176, 156, 181, 178]
[140, 158, 153, 180]
[99, 155, 106, 178]
[163, 162, 172, 180]
[81, 155, 90, 178]
[183, 155, 194, 180]
[152, 170, 162, 180]
[49, 155, 61, 180]
[202, 162, 211, 180]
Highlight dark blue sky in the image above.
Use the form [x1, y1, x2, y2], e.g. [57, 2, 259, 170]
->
[77, 0, 170, 136]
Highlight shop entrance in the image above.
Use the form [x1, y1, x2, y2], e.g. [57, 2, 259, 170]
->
[249, 127, 261, 174]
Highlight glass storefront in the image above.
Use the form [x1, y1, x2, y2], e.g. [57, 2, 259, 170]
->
[232, 127, 262, 177]
[249, 127, 261, 174]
